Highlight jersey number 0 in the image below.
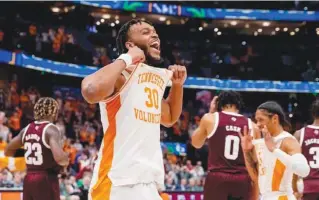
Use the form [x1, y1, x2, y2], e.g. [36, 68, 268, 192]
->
[224, 135, 240, 160]
[24, 142, 43, 165]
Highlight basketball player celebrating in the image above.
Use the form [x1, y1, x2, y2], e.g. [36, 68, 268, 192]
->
[294, 99, 319, 200]
[81, 19, 186, 200]
[240, 101, 310, 200]
[5, 97, 69, 200]
[191, 91, 257, 200]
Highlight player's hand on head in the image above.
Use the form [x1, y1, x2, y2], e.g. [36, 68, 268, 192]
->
[238, 126, 253, 152]
[168, 65, 187, 86]
[262, 125, 276, 152]
[127, 46, 145, 64]
[209, 96, 218, 113]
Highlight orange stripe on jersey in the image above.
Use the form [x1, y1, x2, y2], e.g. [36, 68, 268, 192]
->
[278, 195, 288, 200]
[104, 64, 140, 103]
[272, 159, 286, 191]
[91, 96, 121, 200]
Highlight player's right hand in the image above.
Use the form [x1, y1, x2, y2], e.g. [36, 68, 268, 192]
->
[127, 46, 145, 64]
[238, 126, 254, 153]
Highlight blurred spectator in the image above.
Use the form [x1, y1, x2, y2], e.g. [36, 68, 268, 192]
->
[165, 177, 176, 191]
[79, 175, 91, 200]
[8, 109, 21, 137]
[176, 178, 188, 191]
[0, 112, 11, 142]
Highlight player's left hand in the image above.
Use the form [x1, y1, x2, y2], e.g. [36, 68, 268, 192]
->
[168, 65, 187, 86]
[262, 125, 276, 152]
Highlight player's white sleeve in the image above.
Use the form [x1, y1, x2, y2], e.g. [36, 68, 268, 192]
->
[273, 149, 310, 178]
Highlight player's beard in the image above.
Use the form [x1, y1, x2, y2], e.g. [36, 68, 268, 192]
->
[139, 45, 165, 68]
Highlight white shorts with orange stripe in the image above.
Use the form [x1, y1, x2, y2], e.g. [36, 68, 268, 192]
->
[89, 182, 162, 200]
[260, 192, 296, 200]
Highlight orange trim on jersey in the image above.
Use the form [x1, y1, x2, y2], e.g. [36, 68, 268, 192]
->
[91, 96, 121, 200]
[103, 63, 140, 103]
[272, 159, 286, 191]
[278, 195, 288, 200]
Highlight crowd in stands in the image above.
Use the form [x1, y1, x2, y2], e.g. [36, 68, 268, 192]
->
[1, 18, 319, 82]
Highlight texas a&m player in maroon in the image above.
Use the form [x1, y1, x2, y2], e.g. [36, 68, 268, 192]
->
[294, 99, 319, 200]
[5, 97, 69, 200]
[191, 91, 257, 200]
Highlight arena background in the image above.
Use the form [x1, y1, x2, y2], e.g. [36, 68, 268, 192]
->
[1, 1, 319, 200]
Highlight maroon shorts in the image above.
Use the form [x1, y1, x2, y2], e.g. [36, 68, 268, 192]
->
[23, 172, 60, 200]
[204, 172, 253, 200]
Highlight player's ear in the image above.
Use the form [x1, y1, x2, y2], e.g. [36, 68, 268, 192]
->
[125, 41, 135, 50]
[272, 114, 279, 124]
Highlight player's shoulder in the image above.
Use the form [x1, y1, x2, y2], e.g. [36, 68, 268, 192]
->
[202, 113, 216, 122]
[281, 132, 300, 149]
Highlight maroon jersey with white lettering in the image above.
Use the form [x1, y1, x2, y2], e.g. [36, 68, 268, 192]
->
[22, 121, 61, 173]
[300, 125, 319, 181]
[207, 111, 251, 174]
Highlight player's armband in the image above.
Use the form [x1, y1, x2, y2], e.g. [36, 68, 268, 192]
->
[273, 149, 310, 178]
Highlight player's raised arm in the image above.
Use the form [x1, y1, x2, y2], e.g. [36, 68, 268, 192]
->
[239, 125, 259, 183]
[191, 114, 212, 149]
[46, 124, 69, 167]
[4, 128, 25, 157]
[294, 129, 301, 143]
[191, 96, 218, 148]
[161, 65, 186, 127]
[81, 46, 145, 104]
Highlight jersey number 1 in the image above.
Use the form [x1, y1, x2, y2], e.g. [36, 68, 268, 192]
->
[224, 135, 240, 160]
[24, 142, 43, 165]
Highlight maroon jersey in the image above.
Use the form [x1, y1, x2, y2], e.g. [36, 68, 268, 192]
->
[300, 125, 319, 181]
[207, 111, 250, 174]
[22, 121, 61, 173]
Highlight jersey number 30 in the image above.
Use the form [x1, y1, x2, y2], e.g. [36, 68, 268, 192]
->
[224, 135, 240, 160]
[24, 142, 43, 165]
[309, 147, 319, 169]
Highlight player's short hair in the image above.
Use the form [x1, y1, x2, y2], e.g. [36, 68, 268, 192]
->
[34, 97, 59, 121]
[116, 18, 153, 55]
[217, 91, 244, 111]
[257, 101, 291, 128]
[311, 99, 319, 118]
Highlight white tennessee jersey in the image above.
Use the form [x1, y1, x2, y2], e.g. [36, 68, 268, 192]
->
[90, 63, 172, 191]
[253, 131, 297, 199]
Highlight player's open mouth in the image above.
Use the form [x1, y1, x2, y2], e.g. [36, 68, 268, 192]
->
[150, 41, 160, 52]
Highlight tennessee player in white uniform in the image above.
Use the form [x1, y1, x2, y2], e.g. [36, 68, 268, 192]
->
[239, 101, 310, 200]
[81, 19, 187, 200]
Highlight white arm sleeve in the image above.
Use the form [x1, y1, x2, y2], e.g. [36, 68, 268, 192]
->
[273, 149, 310, 178]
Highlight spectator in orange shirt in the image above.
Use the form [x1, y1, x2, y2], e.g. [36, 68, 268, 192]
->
[20, 90, 29, 109]
[11, 89, 20, 107]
